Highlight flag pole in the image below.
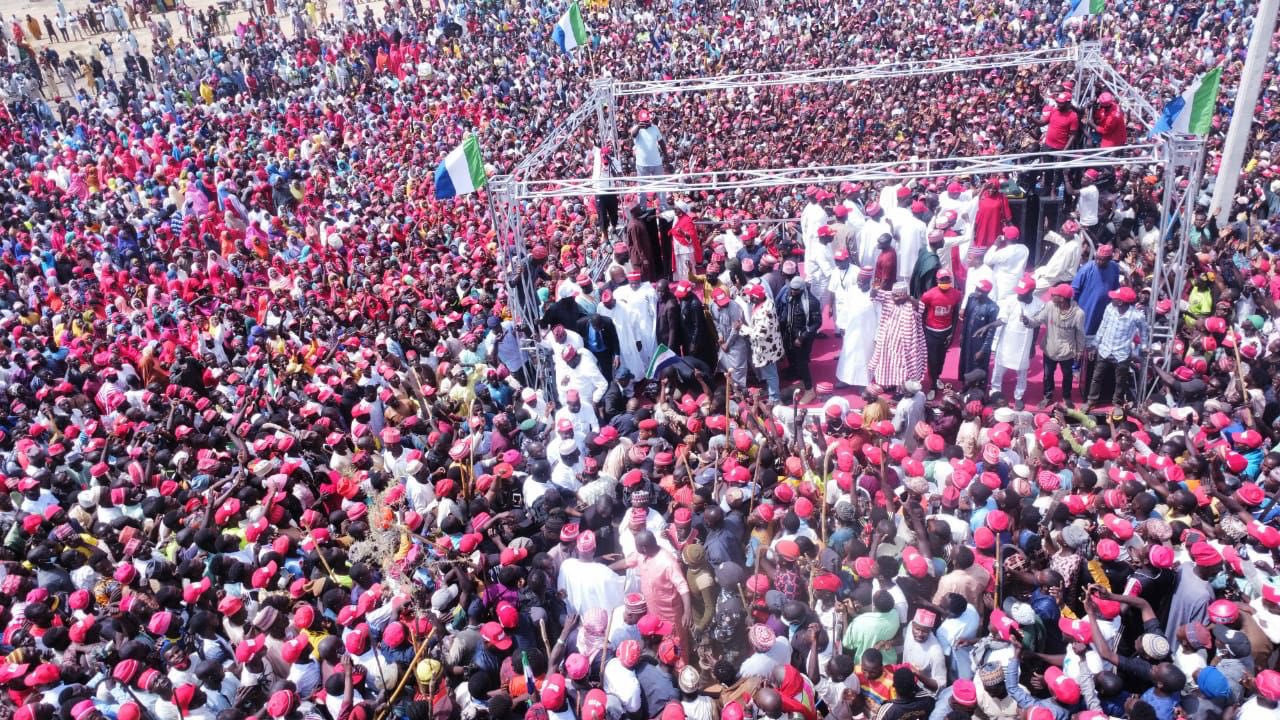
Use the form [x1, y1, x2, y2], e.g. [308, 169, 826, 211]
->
[1208, 0, 1278, 226]
[584, 4, 597, 79]
[479, 133, 504, 268]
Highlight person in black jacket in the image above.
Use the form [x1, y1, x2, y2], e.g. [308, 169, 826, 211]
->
[873, 668, 936, 720]
[576, 312, 620, 375]
[777, 277, 823, 402]
[673, 280, 714, 367]
[599, 367, 634, 420]
[655, 279, 681, 351]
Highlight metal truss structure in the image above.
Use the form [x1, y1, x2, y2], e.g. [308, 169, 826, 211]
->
[515, 144, 1161, 199]
[488, 42, 1203, 403]
[1140, 134, 1207, 401]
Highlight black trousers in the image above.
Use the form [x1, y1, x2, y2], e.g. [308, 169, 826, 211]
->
[786, 337, 815, 390]
[597, 193, 619, 235]
[1043, 355, 1074, 402]
[1087, 356, 1132, 406]
[924, 326, 953, 384]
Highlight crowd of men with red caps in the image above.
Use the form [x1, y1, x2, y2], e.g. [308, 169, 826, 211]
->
[0, 2, 1279, 720]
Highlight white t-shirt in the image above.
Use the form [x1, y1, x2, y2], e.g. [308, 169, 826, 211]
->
[1078, 184, 1100, 227]
[1239, 698, 1276, 720]
[634, 126, 663, 167]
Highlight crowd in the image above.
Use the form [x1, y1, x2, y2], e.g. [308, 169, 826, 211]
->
[0, 2, 1276, 720]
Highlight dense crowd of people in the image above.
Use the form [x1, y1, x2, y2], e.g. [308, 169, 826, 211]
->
[0, 2, 1277, 720]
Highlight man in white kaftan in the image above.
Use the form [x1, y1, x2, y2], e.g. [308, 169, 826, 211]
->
[835, 268, 880, 388]
[606, 273, 657, 377]
[983, 228, 1030, 301]
[1033, 220, 1087, 289]
[990, 274, 1044, 405]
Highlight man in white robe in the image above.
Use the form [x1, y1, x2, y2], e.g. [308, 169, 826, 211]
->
[857, 203, 891, 268]
[989, 274, 1044, 407]
[829, 250, 860, 336]
[607, 272, 657, 377]
[1033, 220, 1086, 289]
[894, 202, 929, 285]
[555, 346, 608, 407]
[983, 226, 1030, 301]
[936, 182, 976, 235]
[800, 189, 830, 248]
[557, 533, 624, 616]
[835, 267, 880, 388]
[806, 225, 837, 320]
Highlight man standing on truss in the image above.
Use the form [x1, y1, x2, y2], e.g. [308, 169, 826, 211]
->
[631, 109, 668, 211]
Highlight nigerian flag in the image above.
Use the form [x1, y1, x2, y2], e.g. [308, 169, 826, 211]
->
[552, 2, 589, 54]
[434, 134, 488, 200]
[1152, 67, 1222, 136]
[1066, 0, 1105, 18]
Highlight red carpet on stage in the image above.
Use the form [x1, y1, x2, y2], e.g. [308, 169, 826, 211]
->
[802, 312, 1056, 408]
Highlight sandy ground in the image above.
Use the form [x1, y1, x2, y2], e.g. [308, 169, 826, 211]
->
[9, 0, 394, 96]
[12, 0, 240, 59]
[10, 0, 392, 67]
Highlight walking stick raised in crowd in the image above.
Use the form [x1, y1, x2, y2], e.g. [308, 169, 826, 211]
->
[599, 609, 613, 678]
[820, 441, 837, 549]
[726, 371, 732, 427]
[313, 536, 341, 583]
[1230, 333, 1249, 399]
[465, 396, 477, 502]
[375, 631, 432, 720]
[537, 617, 554, 666]
[994, 536, 1004, 609]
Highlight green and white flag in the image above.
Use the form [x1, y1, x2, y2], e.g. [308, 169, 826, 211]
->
[552, 2, 589, 54]
[1065, 0, 1105, 19]
[1153, 66, 1222, 136]
[433, 134, 488, 199]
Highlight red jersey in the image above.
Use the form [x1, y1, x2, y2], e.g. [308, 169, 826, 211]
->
[1093, 106, 1127, 147]
[920, 286, 962, 330]
[1043, 107, 1080, 150]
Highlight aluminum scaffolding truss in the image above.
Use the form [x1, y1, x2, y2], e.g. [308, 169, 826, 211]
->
[489, 42, 1202, 404]
[1075, 42, 1161, 131]
[513, 144, 1160, 199]
[1140, 134, 1207, 401]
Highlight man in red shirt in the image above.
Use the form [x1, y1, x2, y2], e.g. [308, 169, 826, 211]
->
[920, 268, 963, 387]
[1090, 92, 1127, 148]
[1041, 91, 1080, 196]
[1042, 91, 1081, 150]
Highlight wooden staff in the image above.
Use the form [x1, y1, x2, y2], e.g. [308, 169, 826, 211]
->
[994, 537, 1004, 609]
[313, 534, 341, 583]
[465, 396, 477, 501]
[725, 371, 732, 429]
[374, 632, 432, 720]
[1230, 333, 1249, 399]
[747, 448, 763, 518]
[599, 610, 613, 678]
[819, 443, 837, 549]
[538, 618, 554, 666]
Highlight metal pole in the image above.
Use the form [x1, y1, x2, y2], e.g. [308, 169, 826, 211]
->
[1209, 0, 1279, 225]
[1138, 135, 1204, 402]
[1072, 42, 1098, 108]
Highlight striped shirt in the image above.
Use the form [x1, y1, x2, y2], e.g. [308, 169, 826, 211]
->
[1090, 304, 1148, 361]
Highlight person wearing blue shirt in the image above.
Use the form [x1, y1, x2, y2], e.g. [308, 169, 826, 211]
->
[1086, 287, 1148, 410]
[1071, 245, 1121, 335]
